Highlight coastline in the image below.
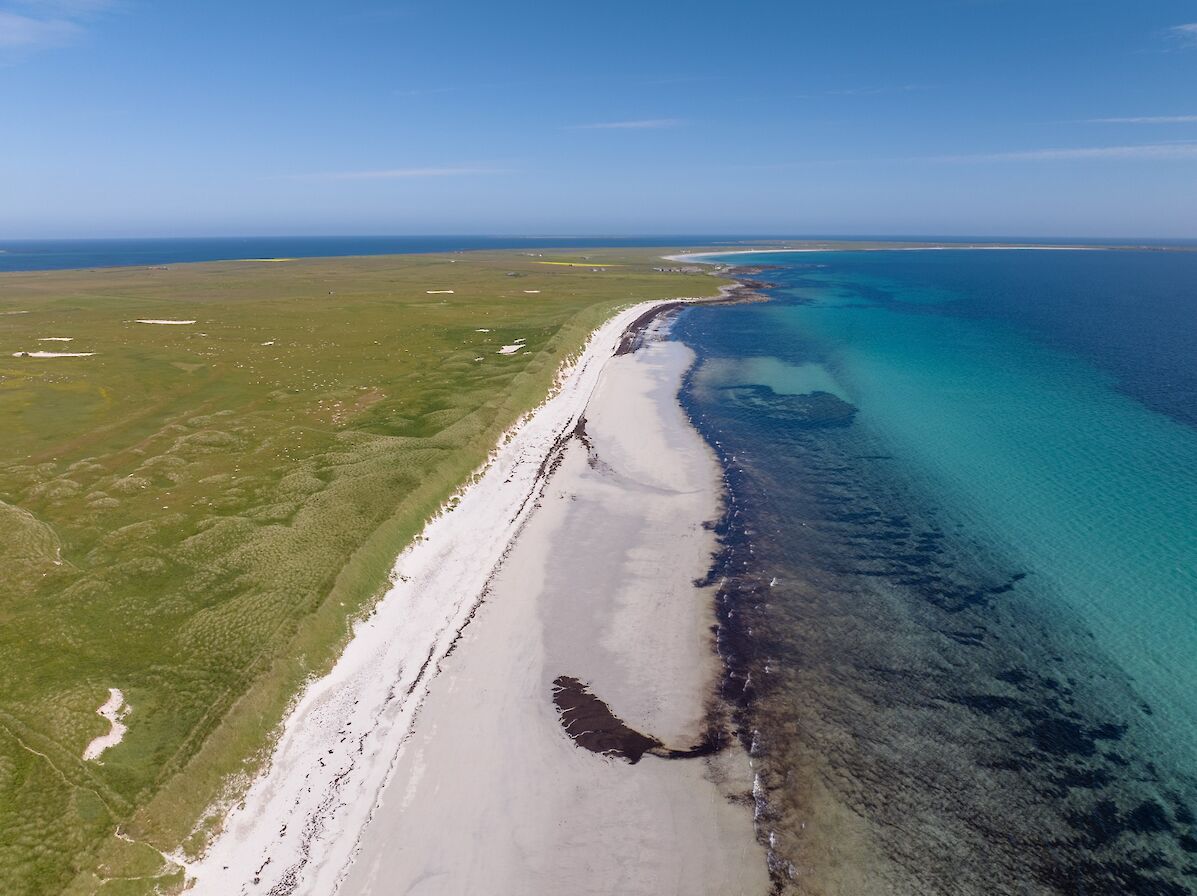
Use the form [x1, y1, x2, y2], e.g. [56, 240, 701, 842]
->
[662, 245, 1112, 264]
[339, 315, 767, 894]
[185, 291, 766, 894]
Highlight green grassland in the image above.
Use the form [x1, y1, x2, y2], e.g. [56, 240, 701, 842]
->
[0, 249, 724, 894]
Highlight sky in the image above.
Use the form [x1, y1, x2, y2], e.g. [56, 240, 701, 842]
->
[1, 0, 1196, 239]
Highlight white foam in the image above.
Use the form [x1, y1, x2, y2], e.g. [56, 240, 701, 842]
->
[135, 319, 196, 325]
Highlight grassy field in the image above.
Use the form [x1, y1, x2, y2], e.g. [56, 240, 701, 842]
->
[0, 249, 723, 895]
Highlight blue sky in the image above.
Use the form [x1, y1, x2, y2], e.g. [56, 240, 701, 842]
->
[2, 0, 1196, 238]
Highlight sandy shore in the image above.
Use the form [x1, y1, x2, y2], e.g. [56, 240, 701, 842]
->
[339, 322, 767, 895]
[663, 245, 1105, 263]
[186, 298, 766, 894]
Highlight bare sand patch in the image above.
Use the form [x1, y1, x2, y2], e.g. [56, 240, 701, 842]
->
[83, 688, 130, 761]
[536, 261, 623, 267]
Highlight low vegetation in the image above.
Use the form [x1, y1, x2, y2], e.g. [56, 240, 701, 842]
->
[0, 249, 721, 894]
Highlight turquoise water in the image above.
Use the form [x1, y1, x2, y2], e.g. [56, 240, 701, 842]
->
[676, 250, 1197, 894]
[790, 278, 1197, 746]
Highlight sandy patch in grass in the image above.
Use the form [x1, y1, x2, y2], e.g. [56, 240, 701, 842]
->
[12, 351, 96, 358]
[83, 688, 130, 761]
[535, 261, 623, 267]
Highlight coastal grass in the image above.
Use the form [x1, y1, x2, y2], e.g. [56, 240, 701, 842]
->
[0, 249, 724, 895]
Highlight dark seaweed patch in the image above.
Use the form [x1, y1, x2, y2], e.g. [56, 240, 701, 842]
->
[550, 676, 722, 764]
[1021, 717, 1125, 758]
[551, 675, 660, 763]
[718, 385, 858, 427]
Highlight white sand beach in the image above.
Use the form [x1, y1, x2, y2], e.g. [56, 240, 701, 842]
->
[185, 296, 765, 895]
[663, 245, 1105, 264]
[339, 325, 767, 896]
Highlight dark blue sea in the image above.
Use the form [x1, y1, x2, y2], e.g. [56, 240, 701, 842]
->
[0, 236, 794, 273]
[675, 249, 1197, 895]
[3, 236, 1192, 274]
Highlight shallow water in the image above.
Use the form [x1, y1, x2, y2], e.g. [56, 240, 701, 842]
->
[674, 250, 1197, 894]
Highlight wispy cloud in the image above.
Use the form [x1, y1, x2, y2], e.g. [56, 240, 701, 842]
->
[644, 74, 720, 86]
[0, 10, 77, 47]
[290, 166, 505, 180]
[568, 118, 683, 130]
[827, 84, 924, 97]
[929, 142, 1197, 162]
[756, 141, 1197, 168]
[795, 83, 928, 99]
[1172, 23, 1197, 46]
[17, 0, 116, 12]
[1087, 115, 1197, 124]
[394, 86, 464, 98]
[0, 0, 113, 54]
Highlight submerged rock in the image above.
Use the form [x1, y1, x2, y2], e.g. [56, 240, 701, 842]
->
[719, 384, 858, 427]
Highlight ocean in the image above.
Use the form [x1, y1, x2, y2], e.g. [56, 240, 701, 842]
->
[3, 236, 1193, 274]
[0, 236, 763, 273]
[674, 250, 1197, 895]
